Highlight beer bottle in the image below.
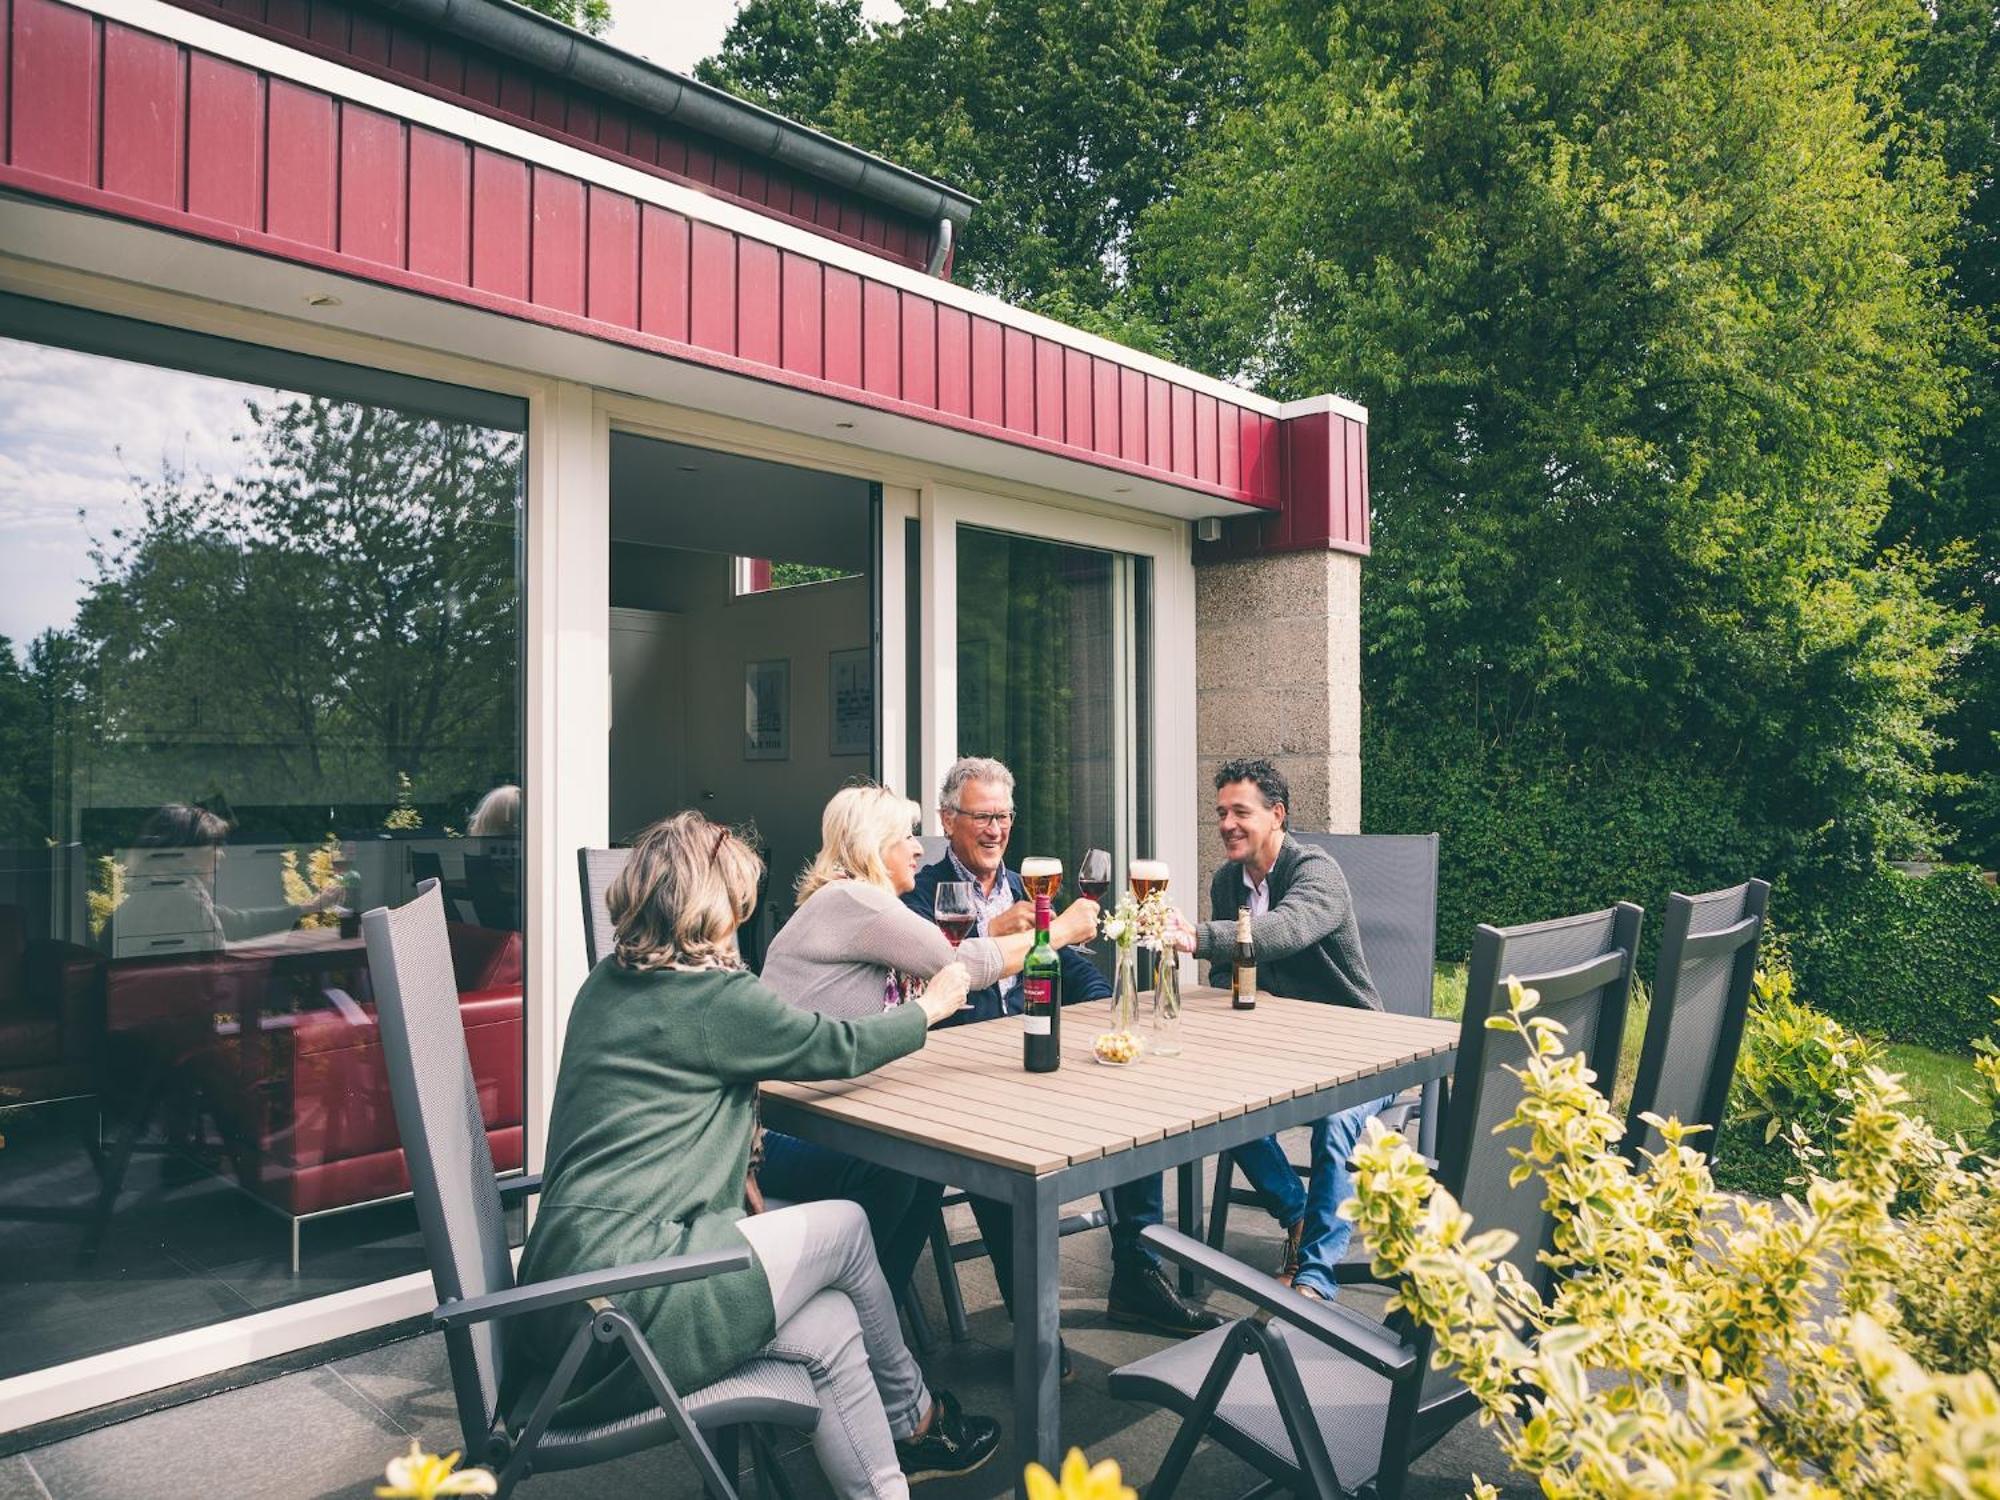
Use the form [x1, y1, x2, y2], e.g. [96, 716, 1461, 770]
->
[1230, 905, 1258, 1010]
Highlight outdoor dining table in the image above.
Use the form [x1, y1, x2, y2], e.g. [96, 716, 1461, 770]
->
[760, 985, 1460, 1490]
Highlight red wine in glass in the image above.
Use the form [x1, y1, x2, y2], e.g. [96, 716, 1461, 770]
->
[934, 881, 976, 949]
[1077, 848, 1112, 904]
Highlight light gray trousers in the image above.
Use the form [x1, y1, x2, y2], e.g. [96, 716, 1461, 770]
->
[737, 1198, 931, 1500]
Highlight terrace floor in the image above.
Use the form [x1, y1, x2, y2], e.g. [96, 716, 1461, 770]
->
[2, 1144, 1532, 1500]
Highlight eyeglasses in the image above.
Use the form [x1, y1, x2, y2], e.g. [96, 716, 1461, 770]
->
[947, 808, 1014, 830]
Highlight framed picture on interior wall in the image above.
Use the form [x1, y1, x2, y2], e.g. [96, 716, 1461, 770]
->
[744, 658, 790, 761]
[829, 647, 872, 757]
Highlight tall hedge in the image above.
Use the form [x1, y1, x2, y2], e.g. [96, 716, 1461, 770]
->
[1790, 866, 2000, 1053]
[1361, 718, 1767, 967]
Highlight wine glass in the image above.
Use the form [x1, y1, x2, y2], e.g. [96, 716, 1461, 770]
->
[1077, 848, 1111, 904]
[934, 881, 976, 948]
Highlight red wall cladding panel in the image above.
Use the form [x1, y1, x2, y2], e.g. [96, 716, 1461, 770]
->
[11, 0, 95, 182]
[100, 23, 181, 207]
[165, 0, 940, 273]
[408, 127, 470, 282]
[5, 0, 1305, 521]
[736, 239, 780, 367]
[781, 251, 823, 379]
[530, 167, 585, 315]
[185, 53, 262, 228]
[266, 80, 337, 249]
[470, 148, 529, 300]
[586, 186, 638, 328]
[862, 279, 899, 399]
[638, 204, 690, 344]
[340, 104, 405, 266]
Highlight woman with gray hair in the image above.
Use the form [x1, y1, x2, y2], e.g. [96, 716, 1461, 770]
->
[511, 811, 1001, 1494]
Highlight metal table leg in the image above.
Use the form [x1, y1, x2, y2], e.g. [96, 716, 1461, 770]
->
[1175, 1160, 1203, 1297]
[1011, 1173, 1062, 1491]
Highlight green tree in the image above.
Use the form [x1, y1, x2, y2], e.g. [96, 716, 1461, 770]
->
[1897, 0, 2000, 868]
[518, 0, 611, 38]
[694, 0, 864, 124]
[70, 397, 524, 817]
[700, 0, 1245, 324]
[1139, 0, 1974, 892]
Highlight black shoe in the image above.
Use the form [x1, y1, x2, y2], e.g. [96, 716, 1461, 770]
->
[1105, 1259, 1228, 1337]
[897, 1389, 1001, 1484]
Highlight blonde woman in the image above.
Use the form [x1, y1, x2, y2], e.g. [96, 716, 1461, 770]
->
[757, 784, 1097, 1301]
[511, 811, 1000, 1496]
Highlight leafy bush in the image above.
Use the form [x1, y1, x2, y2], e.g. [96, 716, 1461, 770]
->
[1790, 865, 2000, 1053]
[1347, 980, 2000, 1496]
[1713, 962, 1881, 1195]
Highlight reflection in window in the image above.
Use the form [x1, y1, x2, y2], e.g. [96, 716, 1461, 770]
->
[955, 527, 1152, 886]
[0, 300, 526, 1380]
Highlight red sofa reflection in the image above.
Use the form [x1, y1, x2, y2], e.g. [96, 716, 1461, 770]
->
[99, 921, 523, 1259]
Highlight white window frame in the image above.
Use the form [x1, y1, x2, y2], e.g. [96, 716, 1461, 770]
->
[920, 483, 1196, 897]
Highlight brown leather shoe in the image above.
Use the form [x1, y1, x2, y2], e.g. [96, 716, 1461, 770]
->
[1277, 1219, 1304, 1286]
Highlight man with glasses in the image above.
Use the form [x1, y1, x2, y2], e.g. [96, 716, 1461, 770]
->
[904, 756, 1222, 1344]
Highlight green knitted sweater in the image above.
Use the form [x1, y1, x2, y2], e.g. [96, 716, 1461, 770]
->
[508, 961, 927, 1424]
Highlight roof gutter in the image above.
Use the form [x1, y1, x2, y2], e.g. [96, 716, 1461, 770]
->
[368, 0, 979, 235]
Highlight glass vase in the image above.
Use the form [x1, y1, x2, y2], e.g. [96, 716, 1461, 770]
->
[1150, 949, 1183, 1056]
[1094, 943, 1142, 1064]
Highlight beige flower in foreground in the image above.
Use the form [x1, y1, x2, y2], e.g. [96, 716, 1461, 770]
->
[375, 1440, 497, 1499]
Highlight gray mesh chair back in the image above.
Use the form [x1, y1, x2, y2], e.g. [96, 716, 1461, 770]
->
[1622, 880, 1768, 1161]
[364, 879, 517, 1449]
[578, 847, 632, 969]
[1423, 902, 1643, 1404]
[1108, 900, 1644, 1500]
[1292, 834, 1439, 1019]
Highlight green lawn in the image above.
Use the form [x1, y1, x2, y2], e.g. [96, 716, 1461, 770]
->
[1431, 962, 1988, 1137]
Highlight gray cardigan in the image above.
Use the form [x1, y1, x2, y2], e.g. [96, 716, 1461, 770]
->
[761, 879, 1005, 1020]
[1193, 835, 1382, 1011]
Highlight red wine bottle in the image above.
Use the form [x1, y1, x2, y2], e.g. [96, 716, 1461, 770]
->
[1022, 895, 1061, 1072]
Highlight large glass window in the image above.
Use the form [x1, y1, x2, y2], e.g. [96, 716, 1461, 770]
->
[0, 297, 526, 1380]
[955, 526, 1153, 883]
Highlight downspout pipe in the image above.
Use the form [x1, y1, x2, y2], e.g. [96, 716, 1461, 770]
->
[370, 0, 979, 240]
[924, 217, 954, 279]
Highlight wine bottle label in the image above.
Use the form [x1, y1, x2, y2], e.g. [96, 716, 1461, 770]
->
[1023, 1015, 1051, 1035]
[1236, 965, 1256, 992]
[1023, 978, 1054, 1009]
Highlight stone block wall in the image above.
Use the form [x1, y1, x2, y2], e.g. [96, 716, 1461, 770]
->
[1192, 549, 1362, 898]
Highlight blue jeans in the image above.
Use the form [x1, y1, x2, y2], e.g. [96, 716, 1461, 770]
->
[1231, 1096, 1395, 1299]
[759, 1130, 946, 1297]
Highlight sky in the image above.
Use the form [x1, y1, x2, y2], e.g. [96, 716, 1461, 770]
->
[607, 1, 904, 76]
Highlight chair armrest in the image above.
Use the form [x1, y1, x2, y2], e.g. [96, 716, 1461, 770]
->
[435, 1247, 753, 1330]
[1140, 1226, 1417, 1378]
[497, 1172, 543, 1203]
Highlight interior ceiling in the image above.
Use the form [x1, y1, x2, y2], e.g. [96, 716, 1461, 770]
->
[609, 431, 873, 569]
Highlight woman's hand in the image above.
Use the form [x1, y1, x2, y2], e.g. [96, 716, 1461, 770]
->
[916, 962, 971, 1027]
[1050, 898, 1101, 949]
[1163, 908, 1199, 954]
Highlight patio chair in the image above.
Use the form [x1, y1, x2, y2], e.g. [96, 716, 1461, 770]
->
[1203, 832, 1441, 1285]
[365, 880, 817, 1500]
[1110, 901, 1644, 1500]
[1620, 879, 1769, 1164]
[576, 846, 632, 969]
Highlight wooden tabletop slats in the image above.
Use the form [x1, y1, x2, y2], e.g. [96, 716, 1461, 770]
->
[761, 988, 1460, 1177]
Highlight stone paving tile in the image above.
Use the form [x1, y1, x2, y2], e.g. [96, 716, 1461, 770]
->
[0, 1456, 53, 1500]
